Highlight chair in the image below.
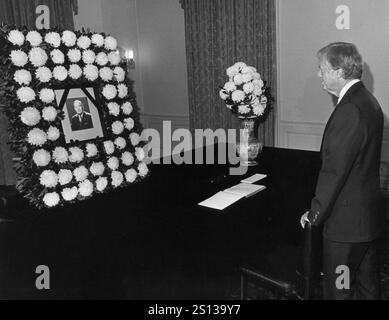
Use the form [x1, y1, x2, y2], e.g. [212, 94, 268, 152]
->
[239, 223, 322, 300]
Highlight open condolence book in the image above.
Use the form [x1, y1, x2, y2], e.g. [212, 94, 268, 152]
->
[198, 183, 266, 210]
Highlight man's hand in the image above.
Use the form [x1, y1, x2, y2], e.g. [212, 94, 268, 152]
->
[300, 211, 310, 228]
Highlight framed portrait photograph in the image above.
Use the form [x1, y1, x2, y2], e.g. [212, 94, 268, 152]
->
[55, 87, 106, 143]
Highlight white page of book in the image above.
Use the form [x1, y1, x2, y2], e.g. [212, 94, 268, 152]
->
[240, 173, 267, 184]
[198, 191, 244, 210]
[224, 183, 266, 197]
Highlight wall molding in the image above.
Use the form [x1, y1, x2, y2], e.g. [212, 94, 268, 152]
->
[278, 120, 325, 151]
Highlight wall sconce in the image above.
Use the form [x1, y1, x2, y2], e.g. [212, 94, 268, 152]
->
[125, 49, 135, 69]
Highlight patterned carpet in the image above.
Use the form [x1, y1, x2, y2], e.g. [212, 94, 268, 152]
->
[237, 223, 389, 300]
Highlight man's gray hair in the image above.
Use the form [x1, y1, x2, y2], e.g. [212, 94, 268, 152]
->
[317, 42, 363, 79]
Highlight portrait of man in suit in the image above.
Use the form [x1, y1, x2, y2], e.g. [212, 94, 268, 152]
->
[69, 99, 93, 131]
[300, 42, 385, 299]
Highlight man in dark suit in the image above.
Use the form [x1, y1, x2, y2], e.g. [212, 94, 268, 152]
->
[300, 42, 384, 299]
[70, 100, 93, 131]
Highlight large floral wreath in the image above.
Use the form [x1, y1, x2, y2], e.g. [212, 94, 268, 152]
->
[0, 26, 148, 209]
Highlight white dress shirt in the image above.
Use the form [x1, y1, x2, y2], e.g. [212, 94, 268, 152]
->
[337, 79, 361, 105]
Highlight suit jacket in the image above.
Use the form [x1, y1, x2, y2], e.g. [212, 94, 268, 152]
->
[307, 81, 384, 242]
[71, 112, 93, 131]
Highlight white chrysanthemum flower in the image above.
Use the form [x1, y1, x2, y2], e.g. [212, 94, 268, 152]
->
[96, 177, 108, 192]
[138, 162, 148, 177]
[233, 74, 244, 86]
[61, 30, 77, 47]
[36, 67, 52, 83]
[42, 106, 57, 122]
[125, 168, 137, 183]
[96, 52, 108, 66]
[69, 146, 84, 163]
[27, 128, 47, 146]
[253, 87, 263, 96]
[58, 169, 73, 186]
[74, 165, 89, 182]
[107, 102, 120, 116]
[39, 88, 55, 103]
[83, 64, 99, 81]
[26, 31, 42, 46]
[219, 90, 228, 100]
[253, 72, 261, 80]
[53, 66, 68, 81]
[20, 107, 40, 126]
[53, 147, 68, 164]
[61, 186, 78, 201]
[241, 66, 253, 74]
[124, 117, 134, 131]
[108, 52, 121, 65]
[69, 64, 82, 80]
[121, 102, 133, 115]
[121, 151, 134, 166]
[104, 140, 115, 155]
[130, 132, 140, 146]
[241, 73, 253, 83]
[253, 105, 265, 116]
[8, 30, 24, 46]
[10, 50, 28, 67]
[107, 157, 120, 170]
[113, 66, 125, 82]
[114, 137, 126, 150]
[90, 162, 105, 176]
[67, 48, 82, 63]
[117, 83, 128, 98]
[39, 170, 58, 188]
[243, 82, 255, 94]
[47, 126, 60, 141]
[86, 143, 98, 157]
[45, 32, 61, 47]
[78, 179, 93, 197]
[29, 47, 48, 67]
[102, 84, 117, 100]
[111, 171, 123, 188]
[112, 121, 124, 135]
[82, 49, 96, 64]
[224, 81, 237, 92]
[238, 105, 251, 114]
[14, 69, 32, 85]
[226, 66, 239, 78]
[43, 192, 60, 207]
[91, 34, 104, 47]
[231, 90, 245, 102]
[50, 49, 65, 64]
[77, 36, 91, 49]
[99, 67, 113, 82]
[17, 86, 36, 103]
[33, 149, 51, 167]
[104, 36, 117, 50]
[135, 147, 145, 161]
[253, 79, 264, 89]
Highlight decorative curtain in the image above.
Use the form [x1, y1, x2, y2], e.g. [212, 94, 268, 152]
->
[0, 0, 78, 30]
[180, 0, 276, 146]
[0, 0, 78, 186]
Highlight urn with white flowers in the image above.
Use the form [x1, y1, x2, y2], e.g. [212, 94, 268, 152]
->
[219, 62, 270, 166]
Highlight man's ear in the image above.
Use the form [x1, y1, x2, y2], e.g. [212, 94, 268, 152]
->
[336, 68, 345, 79]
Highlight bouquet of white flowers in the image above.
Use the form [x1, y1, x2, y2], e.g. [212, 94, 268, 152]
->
[219, 62, 270, 118]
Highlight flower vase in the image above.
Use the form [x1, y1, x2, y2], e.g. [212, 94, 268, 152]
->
[236, 116, 263, 166]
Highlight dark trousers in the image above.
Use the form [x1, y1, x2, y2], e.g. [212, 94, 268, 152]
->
[323, 238, 380, 300]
